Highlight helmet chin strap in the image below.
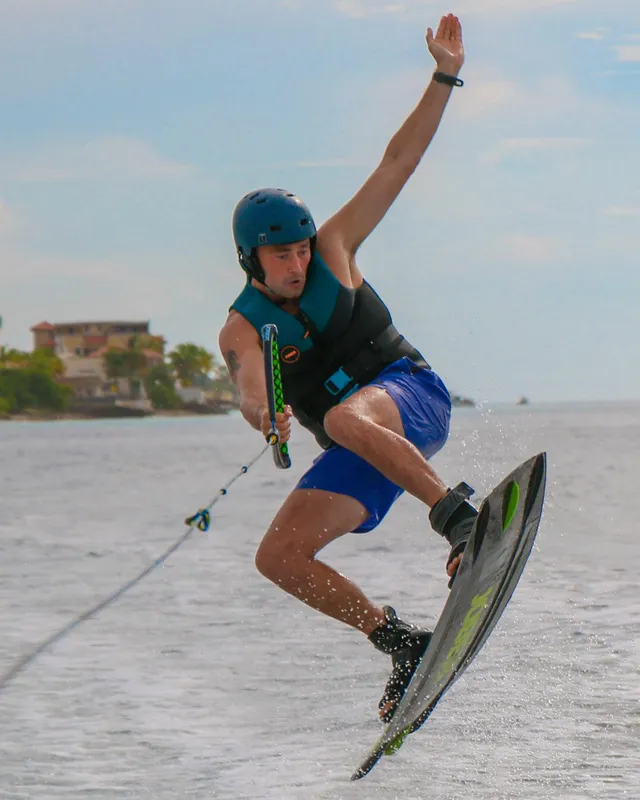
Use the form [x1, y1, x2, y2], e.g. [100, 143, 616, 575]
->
[246, 251, 288, 304]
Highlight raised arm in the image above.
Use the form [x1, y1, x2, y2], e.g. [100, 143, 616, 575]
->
[318, 14, 465, 262]
[219, 314, 268, 431]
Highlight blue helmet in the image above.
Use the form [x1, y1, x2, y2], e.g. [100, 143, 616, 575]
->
[232, 188, 317, 282]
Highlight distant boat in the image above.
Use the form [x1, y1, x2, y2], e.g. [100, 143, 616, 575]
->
[451, 394, 475, 408]
[517, 396, 530, 406]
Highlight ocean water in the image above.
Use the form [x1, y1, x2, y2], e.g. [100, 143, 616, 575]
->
[0, 403, 638, 799]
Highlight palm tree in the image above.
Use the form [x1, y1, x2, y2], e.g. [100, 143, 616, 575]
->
[169, 343, 214, 387]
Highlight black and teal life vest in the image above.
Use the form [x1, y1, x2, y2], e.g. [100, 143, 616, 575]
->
[230, 253, 429, 448]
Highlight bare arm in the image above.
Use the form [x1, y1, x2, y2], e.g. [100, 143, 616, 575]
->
[318, 15, 465, 262]
[219, 315, 268, 431]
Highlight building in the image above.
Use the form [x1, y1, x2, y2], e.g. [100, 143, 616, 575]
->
[30, 320, 163, 357]
[58, 354, 107, 397]
[30, 320, 164, 406]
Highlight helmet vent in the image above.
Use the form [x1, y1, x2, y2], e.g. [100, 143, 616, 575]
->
[300, 218, 309, 226]
[248, 192, 260, 200]
[256, 198, 267, 204]
[269, 225, 282, 232]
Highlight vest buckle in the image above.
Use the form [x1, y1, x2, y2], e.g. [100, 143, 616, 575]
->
[324, 367, 355, 396]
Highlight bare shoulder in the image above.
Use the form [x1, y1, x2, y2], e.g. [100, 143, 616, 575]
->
[218, 311, 266, 395]
[219, 312, 261, 372]
[219, 310, 258, 350]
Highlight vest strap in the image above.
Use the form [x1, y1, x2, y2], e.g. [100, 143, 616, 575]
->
[300, 324, 431, 433]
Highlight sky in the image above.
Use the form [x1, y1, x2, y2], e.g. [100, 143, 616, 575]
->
[0, 0, 638, 403]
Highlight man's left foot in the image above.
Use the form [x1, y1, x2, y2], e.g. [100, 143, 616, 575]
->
[368, 606, 432, 723]
[429, 482, 478, 588]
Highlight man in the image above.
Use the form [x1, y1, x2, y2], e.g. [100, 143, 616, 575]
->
[219, 14, 478, 723]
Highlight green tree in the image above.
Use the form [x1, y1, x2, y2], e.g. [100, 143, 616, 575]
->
[0, 347, 28, 367]
[0, 348, 63, 376]
[0, 367, 71, 413]
[169, 343, 214, 387]
[144, 362, 183, 410]
[137, 333, 165, 354]
[103, 343, 148, 379]
[29, 348, 64, 378]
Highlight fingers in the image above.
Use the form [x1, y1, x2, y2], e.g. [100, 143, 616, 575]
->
[275, 412, 292, 443]
[432, 13, 460, 41]
[446, 554, 461, 578]
[262, 407, 292, 443]
[450, 14, 461, 41]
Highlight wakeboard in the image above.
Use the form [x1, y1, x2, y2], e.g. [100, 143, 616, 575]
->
[351, 452, 547, 781]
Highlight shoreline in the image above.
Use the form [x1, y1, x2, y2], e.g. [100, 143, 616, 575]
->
[0, 407, 237, 423]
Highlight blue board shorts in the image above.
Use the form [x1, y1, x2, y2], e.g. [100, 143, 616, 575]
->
[295, 357, 452, 532]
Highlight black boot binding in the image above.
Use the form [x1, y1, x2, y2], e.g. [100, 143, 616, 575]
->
[429, 482, 479, 588]
[368, 606, 432, 723]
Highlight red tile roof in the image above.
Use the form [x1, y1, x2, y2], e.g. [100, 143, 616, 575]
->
[31, 321, 55, 331]
[87, 346, 109, 359]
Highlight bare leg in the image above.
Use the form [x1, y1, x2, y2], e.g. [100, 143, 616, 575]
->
[323, 385, 462, 577]
[255, 487, 387, 635]
[324, 385, 448, 508]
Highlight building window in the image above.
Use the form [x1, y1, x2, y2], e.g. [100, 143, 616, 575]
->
[75, 347, 82, 356]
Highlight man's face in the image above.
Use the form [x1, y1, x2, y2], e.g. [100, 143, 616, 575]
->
[256, 239, 312, 299]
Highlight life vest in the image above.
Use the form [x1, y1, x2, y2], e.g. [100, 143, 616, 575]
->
[230, 253, 429, 448]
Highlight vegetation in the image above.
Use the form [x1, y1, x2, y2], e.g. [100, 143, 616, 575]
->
[0, 316, 67, 415]
[0, 313, 235, 417]
[169, 343, 214, 387]
[144, 362, 183, 410]
[103, 345, 148, 380]
[102, 338, 231, 399]
[0, 346, 72, 415]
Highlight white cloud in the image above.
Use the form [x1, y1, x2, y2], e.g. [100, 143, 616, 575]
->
[0, 0, 93, 12]
[575, 31, 604, 40]
[454, 77, 520, 120]
[0, 245, 134, 284]
[333, 0, 407, 17]
[615, 45, 640, 61]
[0, 201, 21, 237]
[458, 72, 611, 132]
[259, 157, 368, 170]
[485, 137, 591, 164]
[500, 137, 590, 150]
[332, 0, 580, 17]
[459, 0, 579, 11]
[0, 242, 205, 350]
[4, 137, 196, 184]
[496, 233, 563, 266]
[603, 205, 640, 217]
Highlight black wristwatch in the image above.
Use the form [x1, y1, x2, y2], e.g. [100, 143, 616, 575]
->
[433, 71, 464, 88]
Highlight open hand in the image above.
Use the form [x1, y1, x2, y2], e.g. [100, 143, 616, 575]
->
[426, 14, 464, 73]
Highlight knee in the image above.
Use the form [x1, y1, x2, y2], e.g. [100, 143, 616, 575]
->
[255, 533, 296, 585]
[323, 403, 364, 447]
[255, 539, 278, 583]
